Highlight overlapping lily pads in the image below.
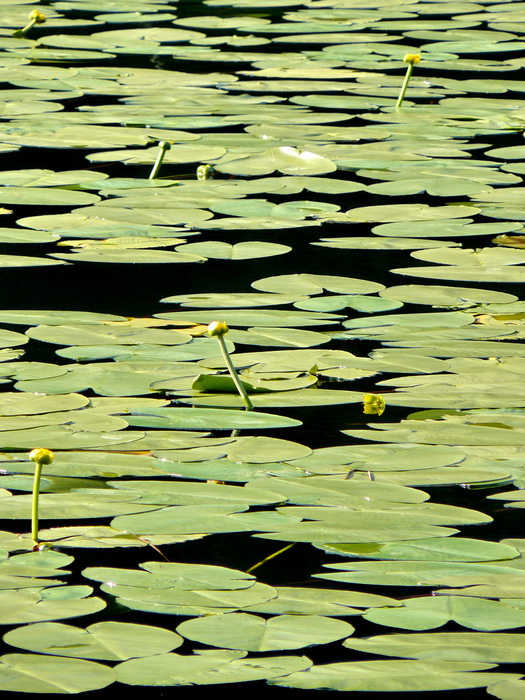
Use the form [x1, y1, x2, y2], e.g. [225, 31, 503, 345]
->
[0, 0, 524, 697]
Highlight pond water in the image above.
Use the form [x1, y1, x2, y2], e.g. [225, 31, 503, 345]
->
[0, 0, 524, 697]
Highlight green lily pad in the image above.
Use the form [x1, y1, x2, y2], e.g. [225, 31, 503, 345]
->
[4, 621, 182, 660]
[161, 293, 306, 308]
[176, 613, 353, 651]
[0, 310, 127, 326]
[344, 632, 525, 663]
[0, 588, 106, 626]
[175, 240, 290, 259]
[270, 659, 518, 692]
[488, 679, 525, 700]
[345, 204, 478, 222]
[154, 309, 343, 327]
[214, 146, 337, 176]
[252, 273, 385, 295]
[125, 407, 301, 430]
[244, 586, 398, 616]
[26, 324, 193, 346]
[312, 237, 460, 251]
[364, 596, 525, 631]
[116, 650, 312, 686]
[0, 654, 115, 693]
[51, 249, 206, 264]
[379, 285, 517, 306]
[391, 265, 525, 283]
[0, 255, 67, 268]
[320, 537, 520, 562]
[0, 187, 100, 206]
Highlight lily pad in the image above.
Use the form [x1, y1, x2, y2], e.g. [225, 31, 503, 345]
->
[270, 659, 518, 692]
[4, 621, 182, 660]
[116, 650, 312, 686]
[0, 654, 115, 693]
[176, 613, 353, 651]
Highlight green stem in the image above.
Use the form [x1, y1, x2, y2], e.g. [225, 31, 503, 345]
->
[396, 62, 414, 109]
[31, 460, 42, 544]
[149, 141, 171, 180]
[18, 18, 37, 35]
[217, 335, 254, 411]
[247, 543, 295, 574]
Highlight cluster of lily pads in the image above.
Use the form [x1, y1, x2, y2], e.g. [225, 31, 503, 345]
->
[0, 0, 524, 696]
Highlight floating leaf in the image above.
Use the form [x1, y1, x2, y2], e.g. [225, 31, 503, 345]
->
[344, 632, 525, 664]
[175, 240, 290, 259]
[0, 588, 106, 625]
[214, 146, 337, 176]
[364, 596, 525, 631]
[252, 273, 384, 296]
[345, 204, 477, 222]
[177, 613, 353, 651]
[270, 659, 517, 692]
[0, 654, 115, 693]
[116, 650, 312, 686]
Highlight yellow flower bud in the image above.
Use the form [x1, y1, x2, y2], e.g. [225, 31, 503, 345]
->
[197, 164, 214, 181]
[207, 321, 229, 337]
[363, 394, 386, 417]
[403, 53, 421, 64]
[29, 448, 54, 465]
[29, 10, 46, 23]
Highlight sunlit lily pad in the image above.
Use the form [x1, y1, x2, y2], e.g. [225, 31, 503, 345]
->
[0, 228, 59, 244]
[271, 659, 519, 692]
[391, 265, 525, 283]
[244, 587, 398, 616]
[213, 147, 337, 176]
[0, 588, 106, 626]
[116, 650, 311, 686]
[26, 324, 193, 346]
[320, 537, 520, 562]
[344, 632, 525, 663]
[0, 255, 67, 268]
[176, 613, 353, 651]
[252, 274, 384, 296]
[161, 293, 306, 308]
[125, 407, 301, 430]
[380, 285, 517, 306]
[0, 310, 126, 326]
[51, 249, 206, 263]
[175, 240, 290, 259]
[87, 144, 226, 164]
[0, 654, 115, 693]
[364, 596, 525, 631]
[155, 309, 343, 327]
[345, 204, 478, 222]
[313, 237, 459, 251]
[4, 621, 182, 660]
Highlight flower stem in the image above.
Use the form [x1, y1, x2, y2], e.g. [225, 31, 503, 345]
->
[247, 543, 295, 573]
[149, 141, 171, 180]
[396, 62, 414, 109]
[29, 449, 53, 545]
[14, 10, 46, 37]
[31, 460, 42, 543]
[216, 334, 254, 411]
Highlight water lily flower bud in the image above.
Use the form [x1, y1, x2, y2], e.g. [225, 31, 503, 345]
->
[14, 10, 46, 37]
[207, 321, 229, 337]
[403, 53, 421, 64]
[363, 394, 386, 417]
[197, 164, 214, 181]
[29, 448, 54, 465]
[29, 10, 46, 23]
